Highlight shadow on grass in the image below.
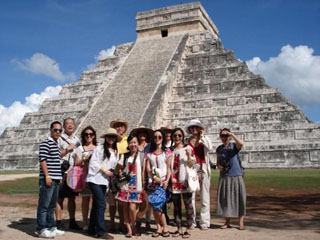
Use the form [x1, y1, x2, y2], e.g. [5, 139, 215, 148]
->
[245, 193, 320, 231]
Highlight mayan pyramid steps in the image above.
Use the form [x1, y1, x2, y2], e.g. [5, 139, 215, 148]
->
[0, 2, 319, 169]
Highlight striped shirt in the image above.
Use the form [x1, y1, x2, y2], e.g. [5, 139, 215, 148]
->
[39, 136, 62, 180]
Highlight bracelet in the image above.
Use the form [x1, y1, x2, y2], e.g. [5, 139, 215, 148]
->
[153, 175, 157, 180]
[45, 175, 50, 179]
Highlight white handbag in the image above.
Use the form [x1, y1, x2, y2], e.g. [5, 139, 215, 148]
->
[186, 166, 200, 192]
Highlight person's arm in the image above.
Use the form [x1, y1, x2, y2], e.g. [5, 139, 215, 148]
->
[200, 135, 212, 152]
[40, 161, 52, 187]
[216, 153, 224, 172]
[163, 155, 172, 189]
[186, 147, 195, 167]
[228, 132, 244, 150]
[39, 142, 52, 187]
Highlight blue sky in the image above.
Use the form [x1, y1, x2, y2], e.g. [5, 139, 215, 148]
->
[1, 0, 320, 133]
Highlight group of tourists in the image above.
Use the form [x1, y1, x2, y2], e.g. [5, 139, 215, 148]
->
[36, 118, 246, 239]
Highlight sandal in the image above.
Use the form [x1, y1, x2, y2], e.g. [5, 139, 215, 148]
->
[182, 232, 191, 238]
[220, 224, 231, 229]
[152, 232, 161, 238]
[172, 230, 182, 237]
[162, 231, 170, 238]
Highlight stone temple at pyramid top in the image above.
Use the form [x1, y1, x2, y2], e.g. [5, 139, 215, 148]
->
[136, 2, 219, 40]
[0, 1, 319, 169]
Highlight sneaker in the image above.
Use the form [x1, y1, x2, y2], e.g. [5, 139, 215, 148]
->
[38, 228, 56, 238]
[50, 227, 65, 235]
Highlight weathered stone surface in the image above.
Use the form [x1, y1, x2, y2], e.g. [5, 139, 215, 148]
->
[0, 2, 319, 169]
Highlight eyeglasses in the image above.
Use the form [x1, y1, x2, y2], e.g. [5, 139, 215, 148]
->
[154, 135, 162, 140]
[52, 128, 62, 133]
[114, 124, 124, 128]
[173, 134, 182, 138]
[85, 133, 94, 137]
[220, 134, 229, 138]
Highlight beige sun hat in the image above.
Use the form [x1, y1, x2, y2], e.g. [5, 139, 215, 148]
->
[130, 126, 153, 138]
[110, 119, 129, 132]
[160, 125, 173, 132]
[100, 128, 122, 142]
[185, 119, 205, 134]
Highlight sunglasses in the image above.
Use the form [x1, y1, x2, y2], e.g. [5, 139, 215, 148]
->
[106, 135, 117, 139]
[173, 134, 182, 138]
[52, 128, 62, 133]
[220, 134, 229, 138]
[154, 135, 162, 140]
[85, 133, 94, 137]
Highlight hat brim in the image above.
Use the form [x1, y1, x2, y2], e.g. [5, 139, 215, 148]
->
[185, 123, 204, 134]
[100, 133, 122, 142]
[110, 120, 128, 131]
[160, 127, 173, 132]
[130, 127, 153, 138]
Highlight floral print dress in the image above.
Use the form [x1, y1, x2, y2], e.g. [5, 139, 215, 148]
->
[115, 152, 143, 203]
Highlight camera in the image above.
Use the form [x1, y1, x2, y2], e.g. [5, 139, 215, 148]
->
[118, 172, 131, 183]
[61, 160, 70, 173]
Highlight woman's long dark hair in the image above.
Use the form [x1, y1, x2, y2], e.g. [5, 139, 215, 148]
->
[80, 126, 97, 146]
[149, 129, 166, 153]
[170, 128, 187, 150]
[103, 135, 117, 159]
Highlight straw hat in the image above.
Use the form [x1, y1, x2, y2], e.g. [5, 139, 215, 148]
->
[110, 119, 128, 132]
[100, 128, 122, 142]
[160, 125, 173, 133]
[130, 126, 153, 138]
[185, 119, 205, 134]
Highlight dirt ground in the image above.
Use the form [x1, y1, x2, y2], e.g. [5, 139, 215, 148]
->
[0, 174, 319, 240]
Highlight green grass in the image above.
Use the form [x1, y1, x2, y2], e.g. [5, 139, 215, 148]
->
[0, 177, 38, 194]
[211, 169, 320, 191]
[0, 169, 319, 195]
[0, 170, 37, 175]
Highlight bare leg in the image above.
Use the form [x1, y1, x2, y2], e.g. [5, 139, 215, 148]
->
[68, 196, 76, 218]
[129, 203, 138, 235]
[153, 210, 162, 235]
[109, 205, 116, 232]
[56, 198, 64, 221]
[81, 196, 90, 227]
[122, 202, 132, 237]
[239, 216, 245, 230]
[221, 217, 231, 229]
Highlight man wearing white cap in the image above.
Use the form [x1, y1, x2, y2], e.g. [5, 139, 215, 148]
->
[185, 119, 212, 230]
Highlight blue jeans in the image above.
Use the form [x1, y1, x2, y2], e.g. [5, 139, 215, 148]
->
[88, 182, 107, 237]
[36, 179, 60, 231]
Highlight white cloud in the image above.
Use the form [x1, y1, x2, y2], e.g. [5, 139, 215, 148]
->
[0, 86, 62, 134]
[87, 46, 116, 70]
[12, 53, 76, 82]
[246, 45, 320, 107]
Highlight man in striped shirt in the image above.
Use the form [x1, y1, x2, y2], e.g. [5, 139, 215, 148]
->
[36, 121, 65, 238]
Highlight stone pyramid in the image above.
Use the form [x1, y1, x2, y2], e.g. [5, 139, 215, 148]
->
[0, 2, 319, 169]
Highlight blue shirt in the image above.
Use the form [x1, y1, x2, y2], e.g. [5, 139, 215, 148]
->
[216, 142, 243, 177]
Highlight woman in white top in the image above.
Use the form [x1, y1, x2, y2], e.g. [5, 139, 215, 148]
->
[170, 128, 195, 238]
[74, 126, 97, 231]
[86, 128, 122, 240]
[115, 135, 144, 237]
[146, 129, 172, 238]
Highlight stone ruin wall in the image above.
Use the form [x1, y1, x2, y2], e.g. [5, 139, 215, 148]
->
[0, 2, 319, 169]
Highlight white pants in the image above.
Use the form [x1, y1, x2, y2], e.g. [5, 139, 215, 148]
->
[192, 164, 211, 227]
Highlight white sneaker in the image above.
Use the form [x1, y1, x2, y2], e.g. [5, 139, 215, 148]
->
[50, 227, 65, 235]
[38, 228, 56, 238]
